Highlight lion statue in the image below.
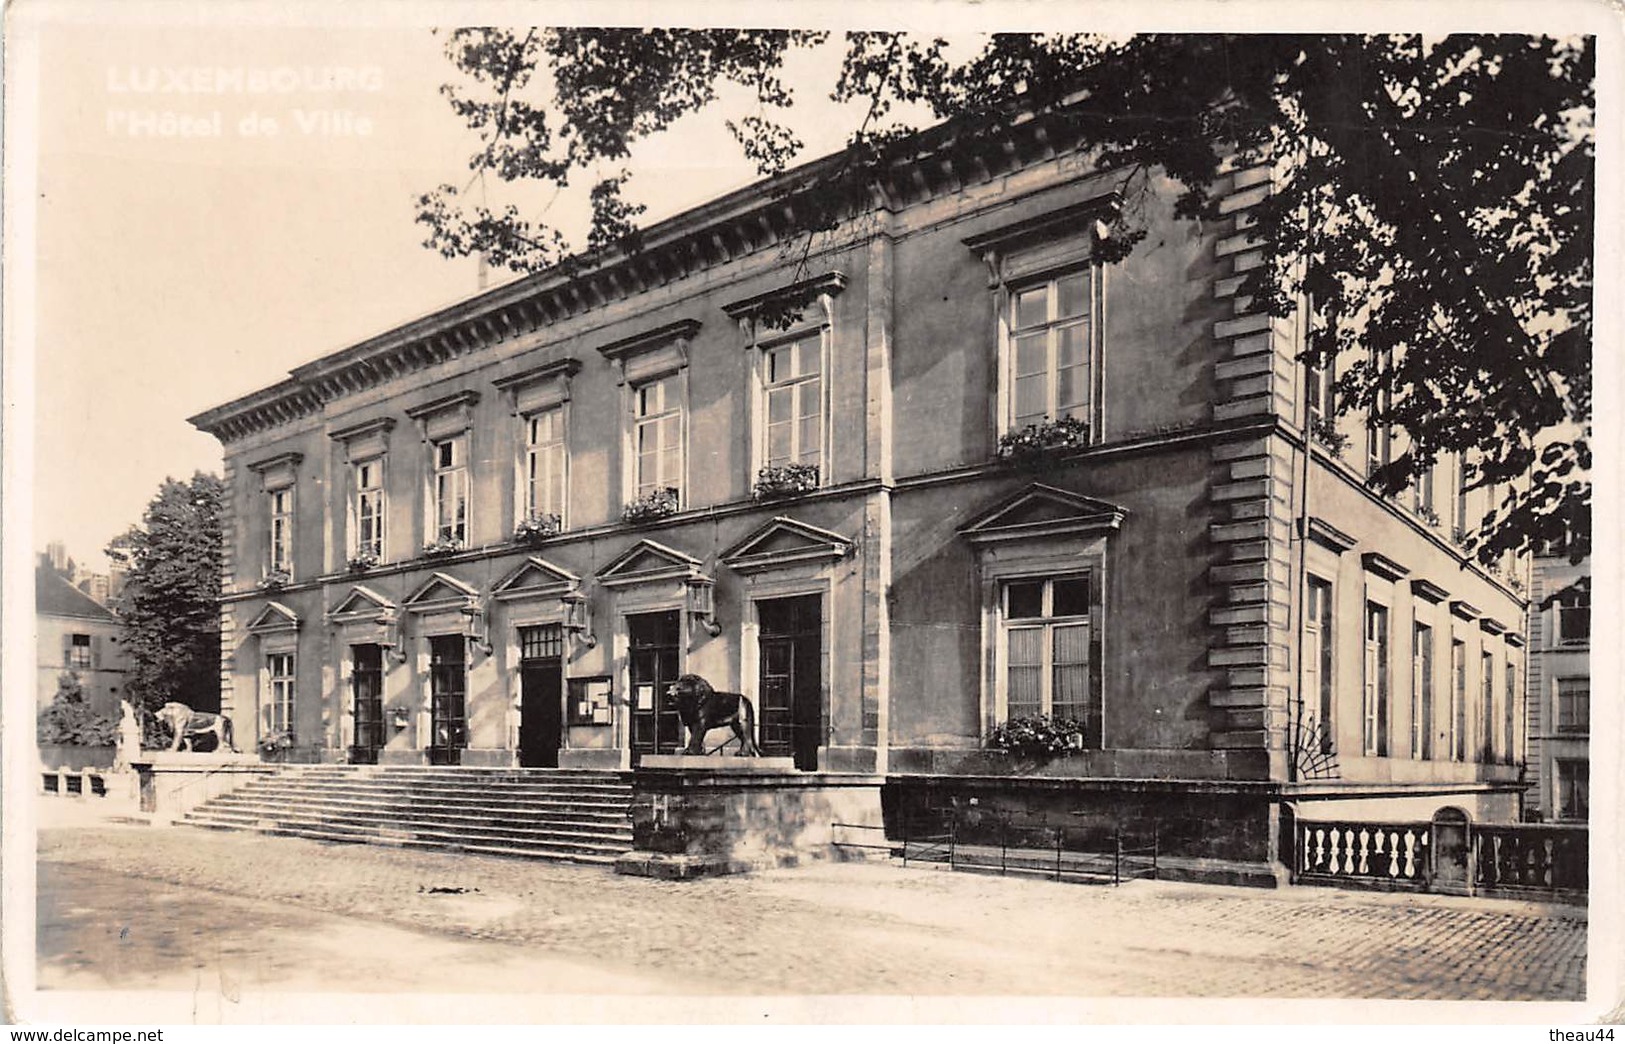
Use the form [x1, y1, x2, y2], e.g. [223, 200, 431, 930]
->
[156, 701, 238, 754]
[667, 674, 760, 756]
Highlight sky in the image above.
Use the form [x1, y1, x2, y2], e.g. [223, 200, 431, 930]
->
[19, 7, 885, 572]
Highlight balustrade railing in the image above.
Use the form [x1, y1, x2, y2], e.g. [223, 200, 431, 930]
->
[1297, 821, 1431, 886]
[1472, 823, 1587, 895]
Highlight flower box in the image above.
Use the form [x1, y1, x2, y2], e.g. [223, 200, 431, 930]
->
[751, 462, 820, 501]
[985, 714, 1088, 759]
[257, 569, 291, 591]
[622, 487, 679, 524]
[513, 513, 562, 545]
[346, 551, 380, 574]
[995, 417, 1089, 466]
[421, 537, 464, 558]
[1310, 417, 1349, 457]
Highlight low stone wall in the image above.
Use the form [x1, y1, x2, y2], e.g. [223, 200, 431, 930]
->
[616, 756, 887, 879]
[133, 755, 277, 823]
[38, 745, 116, 771]
[885, 774, 1290, 887]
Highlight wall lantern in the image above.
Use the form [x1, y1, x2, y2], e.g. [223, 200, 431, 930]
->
[560, 588, 596, 648]
[462, 602, 492, 656]
[686, 575, 722, 637]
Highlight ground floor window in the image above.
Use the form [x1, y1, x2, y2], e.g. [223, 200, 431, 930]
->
[1363, 602, 1389, 756]
[1554, 759, 1589, 821]
[266, 652, 295, 738]
[1002, 575, 1094, 727]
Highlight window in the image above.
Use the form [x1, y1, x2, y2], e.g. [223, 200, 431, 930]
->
[1002, 576, 1093, 724]
[1450, 639, 1467, 761]
[1554, 759, 1589, 821]
[1503, 662, 1518, 765]
[1306, 355, 1335, 427]
[761, 333, 824, 473]
[66, 633, 92, 669]
[1480, 651, 1496, 762]
[1363, 603, 1390, 756]
[1304, 578, 1335, 754]
[1365, 351, 1393, 479]
[633, 373, 683, 503]
[352, 459, 385, 559]
[431, 435, 468, 545]
[1008, 270, 1093, 432]
[1412, 623, 1434, 759]
[268, 488, 292, 575]
[1412, 463, 1435, 517]
[1556, 678, 1589, 734]
[266, 652, 295, 738]
[1554, 586, 1590, 647]
[523, 407, 567, 523]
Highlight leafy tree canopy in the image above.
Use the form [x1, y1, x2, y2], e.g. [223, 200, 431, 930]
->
[419, 31, 1592, 564]
[106, 472, 224, 713]
[37, 673, 117, 747]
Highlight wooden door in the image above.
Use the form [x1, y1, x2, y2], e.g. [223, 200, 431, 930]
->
[628, 610, 681, 764]
[518, 624, 563, 768]
[428, 635, 467, 765]
[349, 643, 384, 764]
[758, 595, 822, 770]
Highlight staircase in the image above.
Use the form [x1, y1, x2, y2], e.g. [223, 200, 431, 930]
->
[181, 765, 634, 865]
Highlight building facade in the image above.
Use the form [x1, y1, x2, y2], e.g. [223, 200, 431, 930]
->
[1523, 554, 1590, 821]
[37, 563, 129, 716]
[190, 112, 1527, 845]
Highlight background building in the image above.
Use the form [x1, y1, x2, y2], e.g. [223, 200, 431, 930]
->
[36, 558, 129, 715]
[1523, 553, 1590, 822]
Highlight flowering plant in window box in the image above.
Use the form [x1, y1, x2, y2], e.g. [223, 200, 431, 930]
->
[622, 487, 679, 524]
[985, 715, 1088, 759]
[421, 536, 463, 558]
[1310, 417, 1350, 457]
[346, 551, 380, 574]
[752, 462, 820, 501]
[995, 417, 1089, 466]
[513, 513, 562, 545]
[258, 729, 295, 762]
[1416, 505, 1441, 528]
[257, 569, 292, 591]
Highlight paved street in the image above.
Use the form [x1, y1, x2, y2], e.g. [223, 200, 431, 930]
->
[35, 814, 1587, 1003]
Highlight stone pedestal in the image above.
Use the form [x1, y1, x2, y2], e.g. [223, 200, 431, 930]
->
[133, 754, 275, 823]
[615, 757, 886, 879]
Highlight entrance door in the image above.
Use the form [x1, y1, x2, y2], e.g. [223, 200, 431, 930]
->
[518, 624, 563, 768]
[758, 595, 822, 770]
[428, 635, 467, 765]
[628, 610, 681, 764]
[350, 643, 384, 764]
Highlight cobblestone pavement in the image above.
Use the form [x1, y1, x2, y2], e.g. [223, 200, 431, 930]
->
[37, 823, 1587, 1000]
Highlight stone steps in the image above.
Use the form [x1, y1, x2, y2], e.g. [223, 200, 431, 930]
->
[181, 765, 634, 866]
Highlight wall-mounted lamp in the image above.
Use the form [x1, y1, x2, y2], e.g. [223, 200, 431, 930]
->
[381, 611, 409, 664]
[462, 602, 492, 656]
[561, 588, 596, 648]
[686, 575, 722, 637]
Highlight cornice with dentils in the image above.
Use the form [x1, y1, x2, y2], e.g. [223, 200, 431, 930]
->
[187, 105, 1100, 445]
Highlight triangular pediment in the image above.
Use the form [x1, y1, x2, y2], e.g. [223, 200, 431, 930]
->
[493, 556, 581, 601]
[246, 601, 299, 634]
[403, 571, 481, 611]
[327, 585, 396, 620]
[959, 483, 1127, 544]
[721, 517, 853, 574]
[597, 539, 704, 586]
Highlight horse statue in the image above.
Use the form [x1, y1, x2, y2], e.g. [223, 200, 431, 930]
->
[667, 674, 760, 756]
[155, 701, 238, 754]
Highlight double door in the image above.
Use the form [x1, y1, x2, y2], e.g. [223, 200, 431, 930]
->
[757, 595, 822, 771]
[428, 635, 467, 765]
[349, 644, 384, 764]
[518, 624, 563, 768]
[628, 610, 682, 764]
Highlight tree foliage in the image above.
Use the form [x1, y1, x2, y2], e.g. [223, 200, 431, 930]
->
[37, 673, 117, 747]
[419, 31, 1592, 563]
[106, 473, 224, 713]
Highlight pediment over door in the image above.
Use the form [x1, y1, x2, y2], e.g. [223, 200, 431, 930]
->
[403, 571, 482, 614]
[958, 483, 1127, 544]
[596, 539, 705, 588]
[327, 585, 396, 622]
[721, 517, 853, 574]
[493, 556, 581, 602]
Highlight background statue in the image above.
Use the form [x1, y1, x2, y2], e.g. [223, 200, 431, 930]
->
[668, 674, 759, 756]
[112, 699, 142, 771]
[156, 701, 238, 754]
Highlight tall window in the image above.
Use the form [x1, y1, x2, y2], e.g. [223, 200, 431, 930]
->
[1304, 577, 1335, 754]
[66, 633, 92, 669]
[353, 459, 385, 558]
[1450, 639, 1467, 761]
[1554, 586, 1590, 646]
[1009, 270, 1092, 431]
[1412, 623, 1434, 759]
[1503, 662, 1517, 765]
[432, 435, 468, 545]
[1556, 678, 1589, 734]
[524, 407, 566, 523]
[633, 374, 683, 502]
[1363, 603, 1390, 756]
[1480, 650, 1496, 762]
[1554, 759, 1589, 821]
[1412, 463, 1435, 517]
[762, 334, 824, 473]
[1306, 355, 1335, 428]
[1003, 575, 1092, 724]
[269, 488, 292, 575]
[1365, 352, 1393, 479]
[266, 652, 295, 737]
